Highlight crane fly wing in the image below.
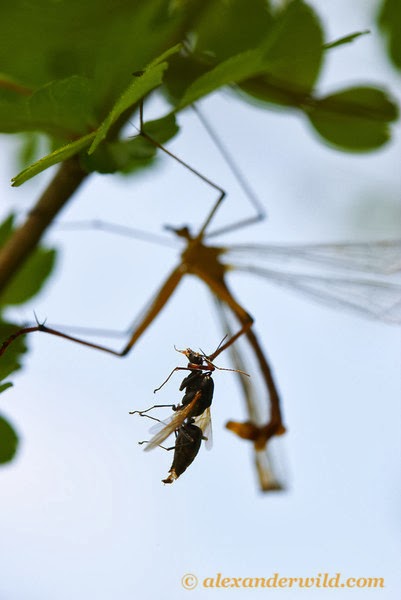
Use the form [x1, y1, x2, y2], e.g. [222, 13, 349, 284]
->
[230, 265, 401, 324]
[144, 394, 200, 451]
[225, 240, 401, 275]
[194, 407, 213, 450]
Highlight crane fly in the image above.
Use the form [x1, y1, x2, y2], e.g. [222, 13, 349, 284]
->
[1, 102, 400, 491]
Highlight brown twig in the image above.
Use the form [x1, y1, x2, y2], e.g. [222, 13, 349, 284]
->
[0, 156, 88, 294]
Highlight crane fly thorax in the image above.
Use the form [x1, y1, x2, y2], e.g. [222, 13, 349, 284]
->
[180, 239, 228, 280]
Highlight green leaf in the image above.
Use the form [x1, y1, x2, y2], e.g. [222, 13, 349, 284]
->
[237, 0, 323, 107]
[378, 0, 401, 70]
[0, 76, 96, 136]
[0, 215, 14, 246]
[89, 44, 181, 153]
[141, 113, 179, 143]
[306, 86, 399, 151]
[258, 0, 323, 92]
[81, 137, 156, 174]
[324, 30, 370, 50]
[0, 383, 13, 394]
[12, 131, 95, 186]
[0, 214, 56, 305]
[177, 1, 323, 110]
[0, 415, 18, 464]
[0, 321, 28, 389]
[177, 49, 267, 109]
[28, 76, 96, 134]
[194, 0, 274, 61]
[0, 249, 56, 306]
[0, 1, 186, 104]
[17, 133, 42, 169]
[82, 114, 179, 174]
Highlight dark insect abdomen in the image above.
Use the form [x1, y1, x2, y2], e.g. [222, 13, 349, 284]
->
[164, 422, 203, 481]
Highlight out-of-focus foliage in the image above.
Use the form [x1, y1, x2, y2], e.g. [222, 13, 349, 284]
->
[0, 215, 56, 460]
[378, 0, 401, 70]
[0, 0, 398, 188]
[0, 415, 18, 463]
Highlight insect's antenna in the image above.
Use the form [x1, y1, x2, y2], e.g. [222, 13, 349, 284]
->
[210, 334, 228, 357]
[192, 104, 266, 238]
[207, 359, 250, 378]
[198, 345, 249, 377]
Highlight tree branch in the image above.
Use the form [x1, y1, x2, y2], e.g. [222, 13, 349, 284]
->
[0, 156, 89, 293]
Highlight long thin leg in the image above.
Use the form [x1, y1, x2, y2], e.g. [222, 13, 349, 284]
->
[130, 404, 177, 426]
[208, 320, 253, 362]
[192, 104, 266, 239]
[212, 296, 285, 492]
[138, 102, 226, 240]
[153, 366, 194, 394]
[129, 404, 176, 416]
[193, 266, 285, 449]
[0, 265, 184, 359]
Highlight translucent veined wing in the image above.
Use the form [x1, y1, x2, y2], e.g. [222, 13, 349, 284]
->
[227, 264, 401, 324]
[212, 297, 286, 492]
[144, 393, 200, 451]
[195, 407, 213, 450]
[225, 240, 401, 275]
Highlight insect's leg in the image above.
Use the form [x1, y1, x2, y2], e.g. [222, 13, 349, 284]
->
[57, 219, 178, 250]
[129, 404, 177, 422]
[137, 102, 226, 240]
[193, 266, 285, 449]
[228, 326, 286, 449]
[0, 265, 184, 359]
[191, 105, 266, 239]
[138, 441, 176, 450]
[208, 320, 253, 362]
[153, 366, 193, 394]
[212, 296, 284, 492]
[191, 266, 254, 361]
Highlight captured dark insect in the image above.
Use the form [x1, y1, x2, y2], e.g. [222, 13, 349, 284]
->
[131, 330, 250, 484]
[135, 411, 210, 485]
[1, 102, 400, 492]
[161, 420, 205, 485]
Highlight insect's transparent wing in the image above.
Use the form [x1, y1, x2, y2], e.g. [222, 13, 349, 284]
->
[195, 407, 213, 450]
[230, 265, 401, 323]
[225, 240, 401, 275]
[212, 297, 286, 492]
[144, 394, 200, 451]
[148, 416, 171, 434]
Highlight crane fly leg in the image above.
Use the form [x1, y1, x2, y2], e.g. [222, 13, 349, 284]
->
[0, 266, 184, 359]
[193, 265, 285, 450]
